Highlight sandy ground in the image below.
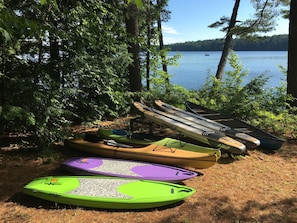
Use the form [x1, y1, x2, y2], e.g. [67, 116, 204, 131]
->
[0, 127, 296, 223]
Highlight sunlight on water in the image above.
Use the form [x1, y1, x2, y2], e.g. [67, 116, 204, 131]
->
[167, 51, 287, 90]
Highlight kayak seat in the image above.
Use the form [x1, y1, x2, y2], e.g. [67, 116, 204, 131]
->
[83, 134, 101, 143]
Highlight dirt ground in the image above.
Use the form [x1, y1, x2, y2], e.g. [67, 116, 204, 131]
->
[0, 122, 297, 223]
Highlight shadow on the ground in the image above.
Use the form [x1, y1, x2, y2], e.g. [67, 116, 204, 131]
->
[7, 192, 186, 213]
[159, 195, 297, 223]
[6, 186, 297, 221]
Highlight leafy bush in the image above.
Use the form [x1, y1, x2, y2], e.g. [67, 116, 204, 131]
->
[0, 0, 131, 150]
[188, 50, 296, 137]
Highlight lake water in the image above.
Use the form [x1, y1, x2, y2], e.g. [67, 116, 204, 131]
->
[167, 51, 288, 90]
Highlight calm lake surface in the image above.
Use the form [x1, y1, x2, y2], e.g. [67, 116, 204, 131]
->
[167, 51, 288, 90]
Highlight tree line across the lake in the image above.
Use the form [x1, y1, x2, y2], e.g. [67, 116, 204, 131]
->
[166, 35, 288, 51]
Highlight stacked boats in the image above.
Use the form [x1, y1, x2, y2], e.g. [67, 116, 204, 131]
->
[64, 132, 220, 169]
[23, 99, 284, 210]
[23, 158, 197, 210]
[134, 100, 284, 153]
[184, 101, 285, 151]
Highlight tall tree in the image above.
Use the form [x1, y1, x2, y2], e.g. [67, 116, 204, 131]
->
[209, 0, 279, 80]
[157, 0, 170, 93]
[145, 0, 152, 91]
[157, 0, 169, 79]
[214, 0, 240, 80]
[287, 0, 297, 107]
[140, 0, 171, 92]
[125, 2, 142, 92]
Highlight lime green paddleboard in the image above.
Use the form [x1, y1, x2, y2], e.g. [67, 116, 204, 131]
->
[23, 176, 195, 209]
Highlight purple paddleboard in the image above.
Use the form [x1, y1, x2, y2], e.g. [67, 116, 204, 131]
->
[61, 157, 198, 182]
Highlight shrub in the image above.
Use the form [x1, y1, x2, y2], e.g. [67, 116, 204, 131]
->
[188, 50, 296, 137]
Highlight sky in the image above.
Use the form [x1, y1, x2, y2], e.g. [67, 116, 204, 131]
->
[163, 0, 289, 44]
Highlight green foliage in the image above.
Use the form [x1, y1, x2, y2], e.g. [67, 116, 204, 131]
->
[139, 44, 188, 105]
[142, 83, 190, 108]
[0, 0, 132, 150]
[188, 50, 295, 137]
[0, 105, 35, 132]
[127, 0, 143, 8]
[191, 51, 263, 117]
[209, 0, 282, 38]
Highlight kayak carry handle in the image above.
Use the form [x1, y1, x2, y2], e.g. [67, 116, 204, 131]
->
[152, 145, 176, 153]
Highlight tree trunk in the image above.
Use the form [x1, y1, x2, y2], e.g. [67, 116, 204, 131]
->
[49, 32, 60, 90]
[215, 0, 240, 80]
[157, 0, 169, 86]
[125, 3, 142, 92]
[287, 0, 297, 107]
[146, 0, 152, 91]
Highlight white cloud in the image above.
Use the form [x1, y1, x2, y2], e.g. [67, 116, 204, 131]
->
[162, 24, 180, 35]
[163, 36, 185, 44]
[163, 37, 178, 44]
